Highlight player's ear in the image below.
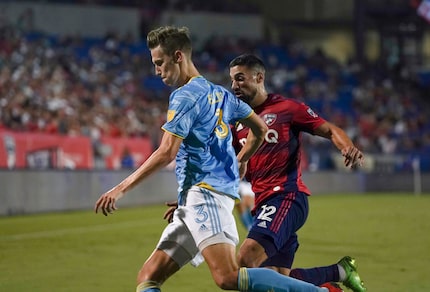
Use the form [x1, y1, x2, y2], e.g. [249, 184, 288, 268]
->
[256, 71, 264, 83]
[173, 50, 182, 63]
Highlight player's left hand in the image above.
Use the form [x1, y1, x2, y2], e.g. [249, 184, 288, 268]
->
[164, 201, 178, 223]
[94, 189, 124, 216]
[342, 146, 364, 168]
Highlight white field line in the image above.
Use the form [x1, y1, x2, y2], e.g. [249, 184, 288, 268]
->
[0, 219, 159, 241]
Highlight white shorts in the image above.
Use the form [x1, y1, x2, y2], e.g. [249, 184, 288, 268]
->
[156, 186, 239, 267]
[239, 180, 255, 198]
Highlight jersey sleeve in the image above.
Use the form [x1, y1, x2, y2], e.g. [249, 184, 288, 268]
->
[228, 92, 253, 124]
[291, 102, 326, 133]
[162, 90, 196, 139]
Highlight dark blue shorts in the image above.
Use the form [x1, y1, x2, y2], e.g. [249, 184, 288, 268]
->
[247, 191, 309, 268]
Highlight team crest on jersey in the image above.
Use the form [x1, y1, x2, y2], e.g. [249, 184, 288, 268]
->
[307, 107, 318, 118]
[263, 113, 277, 126]
[167, 110, 175, 122]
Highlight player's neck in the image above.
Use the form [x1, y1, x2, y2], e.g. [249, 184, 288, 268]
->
[180, 62, 200, 86]
[252, 91, 268, 108]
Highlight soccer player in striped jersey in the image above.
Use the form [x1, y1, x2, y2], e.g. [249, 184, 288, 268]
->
[95, 26, 340, 292]
[229, 54, 366, 292]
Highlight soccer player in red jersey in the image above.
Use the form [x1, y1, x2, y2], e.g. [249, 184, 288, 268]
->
[229, 54, 366, 292]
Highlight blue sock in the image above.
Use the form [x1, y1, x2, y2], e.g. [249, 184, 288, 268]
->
[238, 267, 326, 291]
[290, 264, 339, 286]
[240, 210, 253, 230]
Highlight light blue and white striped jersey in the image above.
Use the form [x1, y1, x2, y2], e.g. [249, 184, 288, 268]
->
[162, 76, 253, 204]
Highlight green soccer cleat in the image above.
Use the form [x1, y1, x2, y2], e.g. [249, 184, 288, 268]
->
[338, 256, 367, 292]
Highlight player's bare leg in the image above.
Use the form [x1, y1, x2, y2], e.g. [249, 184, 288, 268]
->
[202, 242, 240, 289]
[238, 238, 294, 278]
[203, 241, 328, 291]
[136, 249, 180, 292]
[237, 238, 268, 268]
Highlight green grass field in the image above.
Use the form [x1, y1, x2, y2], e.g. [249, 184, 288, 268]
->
[1, 193, 429, 292]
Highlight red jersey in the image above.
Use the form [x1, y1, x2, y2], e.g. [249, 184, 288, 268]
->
[233, 94, 326, 210]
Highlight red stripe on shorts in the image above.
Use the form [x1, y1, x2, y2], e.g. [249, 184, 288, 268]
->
[270, 192, 296, 233]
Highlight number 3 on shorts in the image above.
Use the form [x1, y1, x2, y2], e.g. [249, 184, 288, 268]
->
[194, 204, 209, 223]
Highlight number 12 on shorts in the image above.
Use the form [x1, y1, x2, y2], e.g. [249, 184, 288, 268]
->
[257, 204, 276, 222]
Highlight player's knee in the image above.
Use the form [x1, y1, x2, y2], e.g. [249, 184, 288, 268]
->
[237, 242, 267, 268]
[237, 246, 262, 268]
[212, 271, 238, 290]
[265, 266, 291, 276]
[136, 267, 149, 284]
[237, 253, 258, 268]
[136, 264, 160, 284]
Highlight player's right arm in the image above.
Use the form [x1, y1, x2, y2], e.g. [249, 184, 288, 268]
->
[314, 121, 364, 168]
[236, 112, 267, 178]
[291, 100, 364, 169]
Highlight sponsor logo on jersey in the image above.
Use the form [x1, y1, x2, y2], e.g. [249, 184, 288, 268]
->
[265, 129, 279, 143]
[307, 107, 318, 118]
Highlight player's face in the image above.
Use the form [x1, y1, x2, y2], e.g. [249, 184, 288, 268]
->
[150, 45, 181, 87]
[229, 65, 259, 106]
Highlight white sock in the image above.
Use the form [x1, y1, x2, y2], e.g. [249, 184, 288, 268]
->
[337, 264, 346, 281]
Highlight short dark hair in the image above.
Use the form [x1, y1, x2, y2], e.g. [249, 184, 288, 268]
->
[147, 26, 192, 57]
[229, 54, 266, 73]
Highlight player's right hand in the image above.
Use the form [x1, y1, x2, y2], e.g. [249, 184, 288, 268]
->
[163, 201, 178, 223]
[342, 146, 364, 168]
[94, 189, 124, 216]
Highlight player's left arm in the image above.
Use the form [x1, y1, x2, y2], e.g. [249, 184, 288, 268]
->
[236, 112, 268, 178]
[314, 121, 364, 168]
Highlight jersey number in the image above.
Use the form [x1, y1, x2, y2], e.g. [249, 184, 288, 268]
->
[257, 204, 277, 222]
[214, 109, 229, 139]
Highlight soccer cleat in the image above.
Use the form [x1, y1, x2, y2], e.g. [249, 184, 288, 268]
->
[337, 256, 367, 292]
[320, 282, 344, 292]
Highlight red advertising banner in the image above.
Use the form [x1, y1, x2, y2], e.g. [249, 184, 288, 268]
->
[0, 131, 154, 169]
[0, 131, 94, 169]
[100, 136, 153, 169]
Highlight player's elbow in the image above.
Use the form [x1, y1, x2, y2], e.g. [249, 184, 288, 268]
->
[163, 151, 177, 165]
[255, 123, 268, 142]
[154, 146, 177, 165]
[243, 113, 268, 140]
[165, 150, 177, 162]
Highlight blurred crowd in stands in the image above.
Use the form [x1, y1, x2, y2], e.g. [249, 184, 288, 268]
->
[1, 5, 429, 171]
